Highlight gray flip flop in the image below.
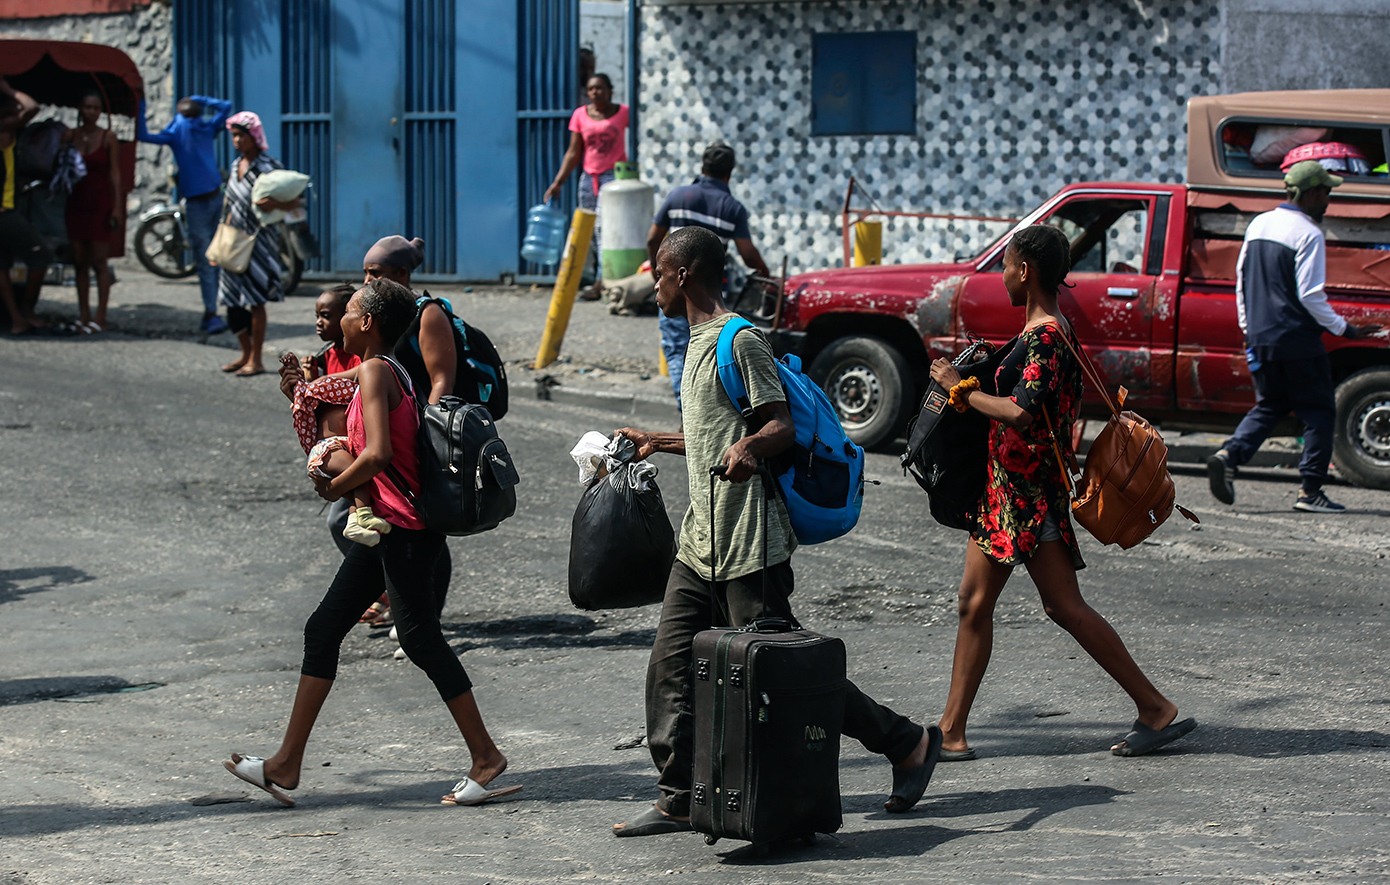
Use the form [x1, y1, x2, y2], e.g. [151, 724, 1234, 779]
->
[939, 747, 978, 762]
[1112, 717, 1198, 757]
[613, 806, 693, 837]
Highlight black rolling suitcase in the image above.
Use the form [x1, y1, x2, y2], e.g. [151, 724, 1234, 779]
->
[690, 467, 847, 848]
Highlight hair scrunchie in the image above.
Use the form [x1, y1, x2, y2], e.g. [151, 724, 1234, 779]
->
[948, 376, 980, 412]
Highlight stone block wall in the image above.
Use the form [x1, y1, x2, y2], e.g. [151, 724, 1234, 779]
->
[1, 1, 176, 243]
[637, 0, 1224, 272]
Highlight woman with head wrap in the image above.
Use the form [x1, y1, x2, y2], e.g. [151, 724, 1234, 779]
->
[217, 111, 298, 376]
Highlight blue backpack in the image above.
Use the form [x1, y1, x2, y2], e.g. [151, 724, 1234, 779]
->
[715, 317, 865, 544]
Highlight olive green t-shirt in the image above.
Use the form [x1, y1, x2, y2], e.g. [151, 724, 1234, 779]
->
[676, 314, 796, 581]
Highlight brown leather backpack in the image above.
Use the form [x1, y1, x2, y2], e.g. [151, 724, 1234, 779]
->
[1042, 330, 1197, 549]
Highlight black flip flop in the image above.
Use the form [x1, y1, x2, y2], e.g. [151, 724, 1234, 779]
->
[612, 806, 692, 837]
[939, 747, 978, 762]
[885, 725, 943, 813]
[1112, 717, 1198, 757]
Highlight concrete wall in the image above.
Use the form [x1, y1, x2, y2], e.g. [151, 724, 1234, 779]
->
[0, 2, 176, 229]
[1222, 0, 1390, 92]
[636, 0, 1223, 272]
[635, 0, 1390, 274]
[581, 0, 628, 101]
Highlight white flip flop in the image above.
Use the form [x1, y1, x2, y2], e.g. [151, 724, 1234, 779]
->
[224, 754, 295, 807]
[440, 776, 523, 806]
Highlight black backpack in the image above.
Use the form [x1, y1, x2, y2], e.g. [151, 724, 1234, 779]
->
[381, 357, 519, 536]
[900, 335, 1007, 531]
[404, 295, 510, 419]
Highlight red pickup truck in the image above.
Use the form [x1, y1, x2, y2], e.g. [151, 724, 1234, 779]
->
[764, 90, 1390, 489]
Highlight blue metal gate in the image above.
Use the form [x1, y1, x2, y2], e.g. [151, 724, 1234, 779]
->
[173, 0, 239, 181]
[280, 0, 333, 274]
[518, 0, 579, 279]
[404, 0, 458, 276]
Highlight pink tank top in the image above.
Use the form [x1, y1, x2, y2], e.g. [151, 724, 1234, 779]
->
[346, 360, 424, 530]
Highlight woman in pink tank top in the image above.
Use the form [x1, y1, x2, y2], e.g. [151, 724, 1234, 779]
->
[223, 279, 520, 809]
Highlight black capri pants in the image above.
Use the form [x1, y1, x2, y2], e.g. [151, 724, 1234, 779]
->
[302, 524, 472, 701]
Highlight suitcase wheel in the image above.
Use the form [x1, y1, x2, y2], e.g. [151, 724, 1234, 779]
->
[703, 835, 719, 846]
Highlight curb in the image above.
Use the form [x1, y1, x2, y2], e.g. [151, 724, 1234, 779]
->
[534, 379, 680, 424]
[529, 379, 1301, 470]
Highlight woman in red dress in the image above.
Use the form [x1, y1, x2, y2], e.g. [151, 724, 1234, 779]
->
[928, 224, 1195, 760]
[62, 92, 121, 332]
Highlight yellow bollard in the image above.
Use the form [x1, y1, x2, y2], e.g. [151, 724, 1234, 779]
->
[852, 220, 882, 267]
[658, 347, 669, 376]
[533, 208, 597, 369]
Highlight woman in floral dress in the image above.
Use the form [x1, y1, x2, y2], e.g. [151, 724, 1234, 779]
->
[928, 224, 1195, 760]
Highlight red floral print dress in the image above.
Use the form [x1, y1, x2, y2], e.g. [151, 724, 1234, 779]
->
[973, 320, 1086, 569]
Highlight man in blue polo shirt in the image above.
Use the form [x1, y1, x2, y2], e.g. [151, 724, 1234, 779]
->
[646, 143, 770, 407]
[137, 95, 233, 334]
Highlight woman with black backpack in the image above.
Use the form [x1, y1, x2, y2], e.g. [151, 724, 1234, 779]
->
[225, 278, 521, 808]
[928, 224, 1195, 760]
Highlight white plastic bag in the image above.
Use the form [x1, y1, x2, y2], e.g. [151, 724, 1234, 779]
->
[570, 431, 613, 484]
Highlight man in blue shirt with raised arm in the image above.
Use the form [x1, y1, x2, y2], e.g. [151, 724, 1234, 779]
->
[137, 95, 233, 334]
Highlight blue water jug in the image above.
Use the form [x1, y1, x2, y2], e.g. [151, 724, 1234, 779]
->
[520, 200, 567, 266]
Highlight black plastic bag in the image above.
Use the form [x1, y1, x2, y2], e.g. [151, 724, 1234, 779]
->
[568, 462, 677, 610]
[901, 336, 1009, 531]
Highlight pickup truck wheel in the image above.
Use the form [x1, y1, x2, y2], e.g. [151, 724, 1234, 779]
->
[1333, 368, 1390, 490]
[807, 336, 913, 449]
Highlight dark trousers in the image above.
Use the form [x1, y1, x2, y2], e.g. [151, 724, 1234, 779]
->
[302, 525, 472, 701]
[0, 208, 54, 270]
[1222, 354, 1336, 491]
[647, 559, 923, 817]
[327, 498, 452, 613]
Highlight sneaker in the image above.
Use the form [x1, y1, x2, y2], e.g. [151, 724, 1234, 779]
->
[393, 646, 407, 660]
[1206, 449, 1235, 505]
[1294, 490, 1346, 513]
[388, 626, 398, 642]
[202, 315, 229, 335]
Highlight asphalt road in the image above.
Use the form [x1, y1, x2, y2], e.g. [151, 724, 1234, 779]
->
[1, 294, 1388, 884]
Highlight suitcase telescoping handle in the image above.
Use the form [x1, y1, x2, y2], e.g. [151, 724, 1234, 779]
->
[708, 464, 796, 633]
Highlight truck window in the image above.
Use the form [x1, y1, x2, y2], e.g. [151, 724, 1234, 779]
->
[1219, 119, 1390, 180]
[1041, 198, 1149, 274]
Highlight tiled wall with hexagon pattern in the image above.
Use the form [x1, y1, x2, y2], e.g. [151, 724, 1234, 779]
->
[637, 0, 1222, 273]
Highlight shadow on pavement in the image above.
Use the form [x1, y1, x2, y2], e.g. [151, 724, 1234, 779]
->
[716, 784, 1127, 863]
[0, 565, 94, 605]
[0, 760, 658, 837]
[0, 676, 162, 707]
[441, 613, 657, 652]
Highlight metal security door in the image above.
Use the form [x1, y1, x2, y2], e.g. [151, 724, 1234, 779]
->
[403, 0, 458, 275]
[174, 0, 239, 179]
[518, 0, 579, 279]
[281, 0, 333, 274]
[329, 0, 405, 271]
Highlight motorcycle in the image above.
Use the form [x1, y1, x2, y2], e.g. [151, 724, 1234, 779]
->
[133, 186, 315, 296]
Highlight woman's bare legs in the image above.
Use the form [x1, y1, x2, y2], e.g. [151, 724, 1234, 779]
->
[233, 304, 268, 375]
[937, 542, 1013, 753]
[441, 690, 509, 794]
[244, 674, 334, 790]
[224, 329, 253, 372]
[1024, 541, 1178, 743]
[71, 239, 92, 325]
[90, 241, 112, 328]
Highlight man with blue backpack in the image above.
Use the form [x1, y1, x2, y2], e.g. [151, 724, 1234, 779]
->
[611, 226, 941, 838]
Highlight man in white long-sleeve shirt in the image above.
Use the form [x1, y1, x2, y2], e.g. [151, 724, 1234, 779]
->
[1207, 161, 1380, 512]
